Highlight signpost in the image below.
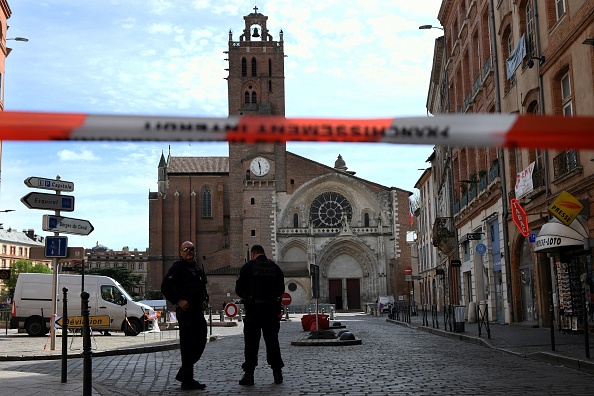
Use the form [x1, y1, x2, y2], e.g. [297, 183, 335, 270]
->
[21, 175, 90, 353]
[21, 192, 75, 212]
[510, 198, 530, 236]
[42, 215, 94, 235]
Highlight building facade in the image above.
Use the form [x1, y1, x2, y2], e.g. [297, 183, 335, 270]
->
[148, 8, 414, 311]
[0, 228, 47, 294]
[422, 0, 594, 333]
[85, 244, 149, 297]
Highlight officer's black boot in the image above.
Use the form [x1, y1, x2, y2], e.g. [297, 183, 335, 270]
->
[273, 369, 283, 384]
[239, 370, 255, 386]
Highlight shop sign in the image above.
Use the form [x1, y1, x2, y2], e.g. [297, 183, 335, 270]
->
[548, 190, 583, 226]
[510, 198, 529, 237]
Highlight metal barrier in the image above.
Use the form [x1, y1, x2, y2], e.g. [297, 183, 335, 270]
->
[444, 305, 453, 332]
[431, 304, 439, 329]
[477, 302, 491, 339]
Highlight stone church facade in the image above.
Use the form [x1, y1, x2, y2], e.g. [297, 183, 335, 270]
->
[147, 8, 414, 310]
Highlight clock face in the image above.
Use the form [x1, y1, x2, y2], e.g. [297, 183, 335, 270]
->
[250, 157, 270, 176]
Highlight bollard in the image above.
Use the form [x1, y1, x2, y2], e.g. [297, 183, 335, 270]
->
[61, 287, 68, 383]
[330, 307, 334, 320]
[208, 306, 213, 336]
[81, 291, 92, 396]
[285, 308, 289, 321]
[238, 307, 243, 322]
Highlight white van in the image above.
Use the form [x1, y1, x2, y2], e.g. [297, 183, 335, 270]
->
[10, 273, 156, 337]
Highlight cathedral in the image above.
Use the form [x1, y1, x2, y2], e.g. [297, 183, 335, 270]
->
[147, 8, 414, 311]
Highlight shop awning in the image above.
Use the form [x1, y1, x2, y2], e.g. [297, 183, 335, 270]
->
[534, 216, 589, 253]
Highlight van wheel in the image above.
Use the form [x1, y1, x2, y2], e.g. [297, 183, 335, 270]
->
[25, 317, 46, 337]
[123, 318, 142, 336]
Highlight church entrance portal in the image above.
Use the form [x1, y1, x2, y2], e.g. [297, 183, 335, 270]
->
[328, 278, 361, 310]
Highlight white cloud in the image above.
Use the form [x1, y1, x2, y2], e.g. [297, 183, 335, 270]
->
[57, 149, 100, 162]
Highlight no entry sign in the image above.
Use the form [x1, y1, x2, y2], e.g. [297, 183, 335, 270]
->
[281, 292, 292, 306]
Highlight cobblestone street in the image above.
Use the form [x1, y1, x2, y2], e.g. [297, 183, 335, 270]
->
[1, 313, 593, 395]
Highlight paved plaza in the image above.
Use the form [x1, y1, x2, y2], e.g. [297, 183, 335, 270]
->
[1, 312, 593, 395]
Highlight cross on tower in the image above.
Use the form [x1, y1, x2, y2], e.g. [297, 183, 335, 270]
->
[253, 6, 258, 13]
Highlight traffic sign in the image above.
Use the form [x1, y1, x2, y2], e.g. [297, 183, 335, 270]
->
[510, 198, 529, 236]
[55, 315, 110, 328]
[0, 269, 10, 279]
[21, 192, 75, 212]
[224, 303, 238, 318]
[404, 266, 413, 275]
[281, 292, 292, 306]
[45, 236, 68, 258]
[475, 243, 487, 255]
[42, 215, 94, 236]
[24, 176, 74, 192]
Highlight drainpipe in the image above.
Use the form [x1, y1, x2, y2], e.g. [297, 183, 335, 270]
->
[489, 0, 514, 323]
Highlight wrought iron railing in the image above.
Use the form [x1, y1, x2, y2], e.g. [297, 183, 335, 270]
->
[553, 149, 579, 179]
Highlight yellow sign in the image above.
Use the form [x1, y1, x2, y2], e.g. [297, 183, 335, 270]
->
[548, 190, 583, 226]
[55, 315, 111, 327]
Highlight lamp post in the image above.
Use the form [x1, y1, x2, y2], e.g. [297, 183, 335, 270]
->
[419, 25, 449, 114]
[6, 37, 29, 42]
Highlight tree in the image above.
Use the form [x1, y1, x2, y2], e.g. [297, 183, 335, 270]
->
[86, 266, 142, 294]
[4, 259, 52, 291]
[143, 290, 164, 300]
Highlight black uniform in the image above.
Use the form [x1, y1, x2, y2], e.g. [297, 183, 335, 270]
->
[235, 254, 285, 371]
[161, 259, 209, 382]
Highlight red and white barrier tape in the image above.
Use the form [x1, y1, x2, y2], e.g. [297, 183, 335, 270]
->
[0, 111, 593, 149]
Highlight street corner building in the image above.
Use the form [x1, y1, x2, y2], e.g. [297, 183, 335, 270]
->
[146, 8, 414, 311]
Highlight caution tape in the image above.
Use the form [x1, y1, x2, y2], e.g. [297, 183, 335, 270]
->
[1, 111, 593, 149]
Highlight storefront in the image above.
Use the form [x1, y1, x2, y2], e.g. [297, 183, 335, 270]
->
[534, 216, 593, 333]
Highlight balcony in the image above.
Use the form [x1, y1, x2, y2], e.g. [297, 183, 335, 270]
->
[432, 217, 456, 254]
[553, 149, 581, 182]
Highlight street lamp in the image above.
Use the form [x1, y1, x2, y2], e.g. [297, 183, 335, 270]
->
[419, 25, 449, 114]
[6, 37, 29, 42]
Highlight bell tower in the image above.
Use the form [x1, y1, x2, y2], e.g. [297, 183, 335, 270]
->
[227, 8, 287, 266]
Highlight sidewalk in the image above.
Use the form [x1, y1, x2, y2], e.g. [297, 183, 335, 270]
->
[383, 310, 594, 374]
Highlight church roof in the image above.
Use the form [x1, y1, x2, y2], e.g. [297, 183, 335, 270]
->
[168, 157, 229, 174]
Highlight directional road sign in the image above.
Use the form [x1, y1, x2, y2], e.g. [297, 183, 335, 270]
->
[42, 215, 94, 236]
[24, 176, 74, 192]
[21, 192, 75, 212]
[55, 315, 110, 328]
[45, 236, 68, 258]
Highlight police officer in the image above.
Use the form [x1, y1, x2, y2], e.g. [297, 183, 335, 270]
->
[161, 241, 209, 391]
[236, 244, 285, 386]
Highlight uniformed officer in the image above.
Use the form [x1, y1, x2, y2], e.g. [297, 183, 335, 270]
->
[161, 241, 209, 391]
[235, 244, 285, 386]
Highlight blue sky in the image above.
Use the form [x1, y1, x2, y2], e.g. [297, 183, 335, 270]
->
[2, 1, 443, 250]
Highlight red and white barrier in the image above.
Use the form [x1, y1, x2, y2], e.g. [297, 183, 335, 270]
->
[0, 111, 593, 149]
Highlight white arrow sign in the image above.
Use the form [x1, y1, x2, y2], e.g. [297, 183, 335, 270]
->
[42, 215, 94, 236]
[24, 177, 74, 192]
[21, 192, 75, 212]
